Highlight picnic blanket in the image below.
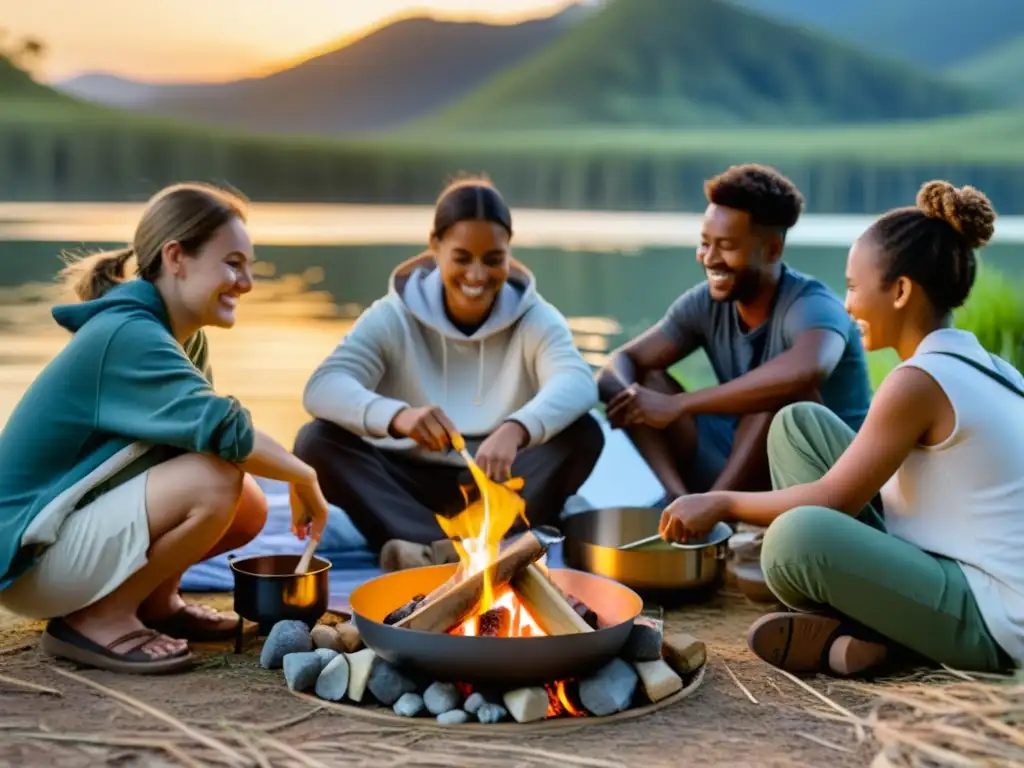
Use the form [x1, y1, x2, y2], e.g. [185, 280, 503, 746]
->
[180, 414, 661, 606]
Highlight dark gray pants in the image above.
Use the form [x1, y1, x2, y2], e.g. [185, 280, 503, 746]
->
[293, 415, 604, 551]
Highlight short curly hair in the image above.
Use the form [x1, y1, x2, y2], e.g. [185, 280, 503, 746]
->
[703, 164, 804, 232]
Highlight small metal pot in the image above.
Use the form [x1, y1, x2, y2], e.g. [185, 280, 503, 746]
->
[562, 507, 732, 600]
[228, 553, 332, 635]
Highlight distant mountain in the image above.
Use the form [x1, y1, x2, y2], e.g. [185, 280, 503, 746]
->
[952, 34, 1024, 101]
[419, 0, 992, 132]
[1, 55, 67, 98]
[55, 9, 588, 135]
[730, 0, 1024, 68]
[56, 72, 160, 108]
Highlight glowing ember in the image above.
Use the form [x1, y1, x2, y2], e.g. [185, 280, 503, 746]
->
[546, 680, 587, 718]
[451, 585, 545, 637]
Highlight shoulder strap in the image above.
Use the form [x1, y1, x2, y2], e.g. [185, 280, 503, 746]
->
[924, 351, 1024, 399]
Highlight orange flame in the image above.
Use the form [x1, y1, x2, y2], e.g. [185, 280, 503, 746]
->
[436, 432, 529, 615]
[546, 680, 586, 718]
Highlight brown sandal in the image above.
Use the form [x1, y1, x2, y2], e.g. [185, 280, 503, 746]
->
[746, 611, 895, 677]
[40, 618, 195, 675]
[144, 605, 239, 642]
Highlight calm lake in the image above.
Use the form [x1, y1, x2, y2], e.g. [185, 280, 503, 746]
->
[2, 203, 1022, 446]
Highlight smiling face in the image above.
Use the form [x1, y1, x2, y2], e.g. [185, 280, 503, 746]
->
[164, 216, 255, 330]
[843, 235, 909, 352]
[697, 204, 779, 303]
[432, 219, 511, 327]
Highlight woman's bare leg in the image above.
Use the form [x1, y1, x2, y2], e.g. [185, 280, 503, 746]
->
[64, 453, 244, 658]
[138, 474, 268, 633]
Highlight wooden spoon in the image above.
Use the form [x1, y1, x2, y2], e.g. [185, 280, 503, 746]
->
[293, 536, 318, 575]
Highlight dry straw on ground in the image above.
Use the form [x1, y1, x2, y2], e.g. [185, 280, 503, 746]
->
[793, 665, 1024, 768]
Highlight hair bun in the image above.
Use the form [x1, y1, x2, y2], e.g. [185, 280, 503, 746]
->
[916, 180, 996, 249]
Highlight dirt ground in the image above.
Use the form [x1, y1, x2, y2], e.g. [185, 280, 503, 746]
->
[0, 586, 900, 768]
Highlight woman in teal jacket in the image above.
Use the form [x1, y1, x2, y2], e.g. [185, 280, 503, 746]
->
[0, 183, 329, 674]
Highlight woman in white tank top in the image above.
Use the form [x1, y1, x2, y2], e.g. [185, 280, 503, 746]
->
[660, 180, 1022, 676]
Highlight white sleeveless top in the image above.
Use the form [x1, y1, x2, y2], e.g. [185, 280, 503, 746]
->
[881, 328, 1024, 664]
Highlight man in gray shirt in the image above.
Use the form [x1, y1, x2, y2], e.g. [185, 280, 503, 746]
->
[599, 164, 871, 501]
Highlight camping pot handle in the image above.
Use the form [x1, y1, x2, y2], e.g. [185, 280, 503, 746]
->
[532, 525, 565, 548]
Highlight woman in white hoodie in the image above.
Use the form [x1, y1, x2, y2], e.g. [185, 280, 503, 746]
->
[295, 178, 603, 570]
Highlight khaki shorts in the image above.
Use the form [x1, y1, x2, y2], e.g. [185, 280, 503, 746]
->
[0, 471, 151, 619]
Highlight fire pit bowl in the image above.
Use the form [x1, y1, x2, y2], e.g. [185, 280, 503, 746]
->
[350, 564, 643, 686]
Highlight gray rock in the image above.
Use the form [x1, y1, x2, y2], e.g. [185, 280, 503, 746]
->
[260, 620, 313, 669]
[283, 652, 323, 692]
[314, 654, 350, 701]
[579, 658, 638, 716]
[463, 692, 486, 715]
[393, 692, 425, 717]
[436, 709, 470, 725]
[477, 702, 508, 724]
[620, 621, 663, 662]
[366, 659, 417, 706]
[423, 681, 461, 715]
[314, 648, 339, 669]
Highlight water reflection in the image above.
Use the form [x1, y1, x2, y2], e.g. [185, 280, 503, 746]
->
[2, 208, 1022, 446]
[0, 265, 624, 445]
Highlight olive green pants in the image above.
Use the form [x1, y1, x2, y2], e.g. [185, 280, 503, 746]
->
[761, 402, 1013, 673]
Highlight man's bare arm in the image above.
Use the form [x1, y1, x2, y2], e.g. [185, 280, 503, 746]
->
[679, 329, 846, 416]
[598, 327, 687, 401]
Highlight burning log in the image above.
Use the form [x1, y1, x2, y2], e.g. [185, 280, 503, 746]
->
[383, 594, 426, 626]
[478, 606, 511, 637]
[383, 566, 468, 626]
[568, 596, 599, 630]
[395, 531, 547, 633]
[511, 565, 594, 635]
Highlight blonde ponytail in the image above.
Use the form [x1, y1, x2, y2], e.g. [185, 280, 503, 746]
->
[60, 247, 135, 302]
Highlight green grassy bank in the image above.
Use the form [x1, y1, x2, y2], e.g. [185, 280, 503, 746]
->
[3, 91, 1024, 212]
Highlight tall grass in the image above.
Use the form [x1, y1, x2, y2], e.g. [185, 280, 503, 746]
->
[954, 264, 1024, 368]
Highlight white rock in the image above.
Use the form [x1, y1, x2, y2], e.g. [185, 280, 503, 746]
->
[502, 687, 549, 723]
[634, 659, 683, 703]
[345, 648, 376, 703]
[314, 654, 350, 701]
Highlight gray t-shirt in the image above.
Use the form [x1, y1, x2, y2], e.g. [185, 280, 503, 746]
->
[659, 265, 871, 431]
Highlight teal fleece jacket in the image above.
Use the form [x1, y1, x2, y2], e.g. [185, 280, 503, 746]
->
[0, 279, 255, 590]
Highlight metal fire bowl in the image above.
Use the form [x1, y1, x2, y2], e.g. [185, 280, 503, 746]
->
[350, 564, 644, 686]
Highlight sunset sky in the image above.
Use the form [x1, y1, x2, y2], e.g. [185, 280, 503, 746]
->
[5, 0, 584, 83]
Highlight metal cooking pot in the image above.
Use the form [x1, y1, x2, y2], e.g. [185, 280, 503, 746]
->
[228, 552, 332, 635]
[350, 563, 643, 686]
[562, 507, 732, 599]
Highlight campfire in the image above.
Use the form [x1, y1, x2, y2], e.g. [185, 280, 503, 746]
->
[260, 438, 708, 725]
[382, 447, 599, 643]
